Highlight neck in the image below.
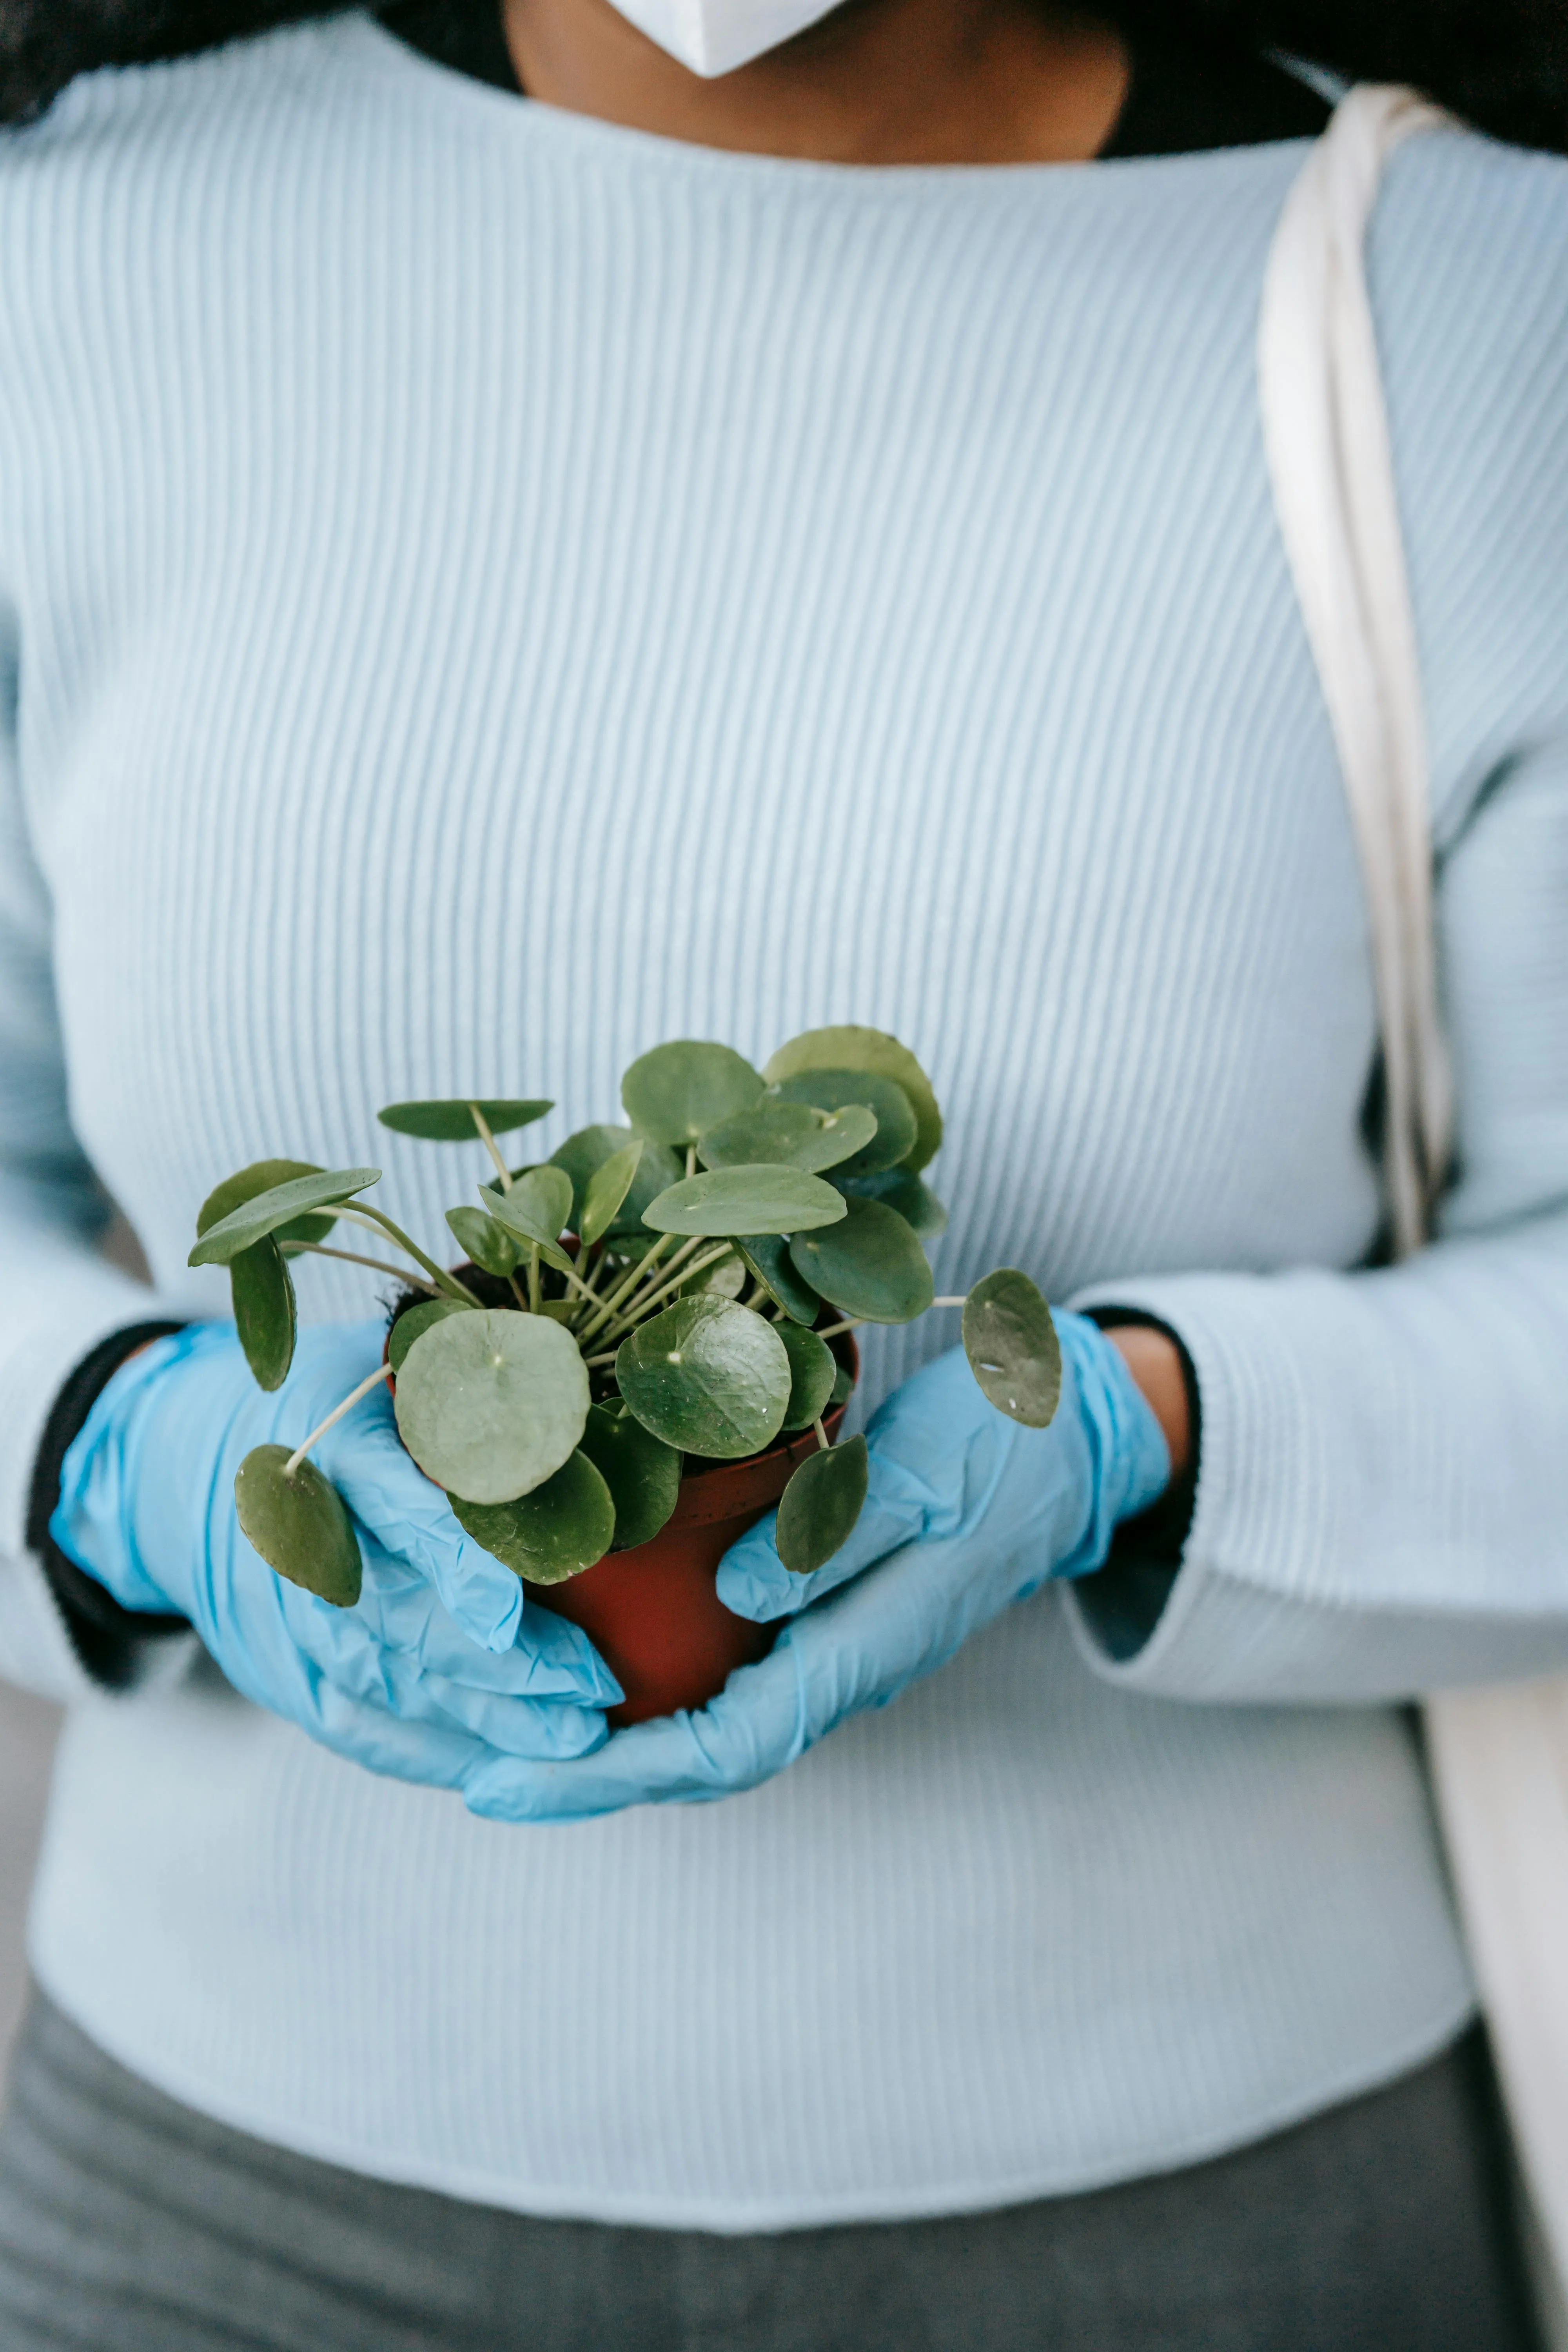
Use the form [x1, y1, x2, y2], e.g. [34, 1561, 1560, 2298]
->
[501, 0, 1129, 163]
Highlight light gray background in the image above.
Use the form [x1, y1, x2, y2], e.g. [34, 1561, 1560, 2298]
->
[0, 1218, 137, 2063]
[0, 1687, 60, 2062]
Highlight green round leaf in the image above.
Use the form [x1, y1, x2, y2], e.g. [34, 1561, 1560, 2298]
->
[189, 1168, 381, 1268]
[777, 1323, 838, 1430]
[829, 1362, 854, 1408]
[549, 1125, 682, 1235]
[775, 1437, 869, 1574]
[234, 1444, 362, 1606]
[833, 1165, 949, 1237]
[733, 1234, 822, 1326]
[621, 1041, 763, 1147]
[616, 1297, 791, 1459]
[788, 1196, 935, 1325]
[487, 1166, 576, 1272]
[377, 1098, 553, 1142]
[680, 1248, 746, 1301]
[764, 1027, 942, 1172]
[697, 1099, 879, 1176]
[449, 1452, 615, 1585]
[394, 1308, 590, 1504]
[642, 1166, 848, 1239]
[480, 1162, 538, 1201]
[577, 1403, 683, 1549]
[579, 1140, 645, 1248]
[962, 1270, 1062, 1428]
[445, 1205, 520, 1278]
[387, 1295, 474, 1376]
[766, 1070, 916, 1177]
[488, 1163, 573, 1246]
[229, 1236, 297, 1392]
[198, 1158, 336, 1248]
[517, 1232, 577, 1277]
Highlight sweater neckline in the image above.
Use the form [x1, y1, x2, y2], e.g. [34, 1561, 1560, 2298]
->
[340, 9, 1321, 191]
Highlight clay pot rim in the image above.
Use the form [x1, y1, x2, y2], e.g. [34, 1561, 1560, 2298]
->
[657, 1367, 855, 1532]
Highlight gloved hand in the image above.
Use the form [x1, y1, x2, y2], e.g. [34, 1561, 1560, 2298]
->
[462, 1310, 1168, 1822]
[51, 1321, 619, 1786]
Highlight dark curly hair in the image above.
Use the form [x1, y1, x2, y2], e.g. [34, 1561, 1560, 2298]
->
[2, 0, 1566, 147]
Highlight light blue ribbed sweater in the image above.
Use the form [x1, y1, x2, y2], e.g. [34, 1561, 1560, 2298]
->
[0, 14, 1565, 2227]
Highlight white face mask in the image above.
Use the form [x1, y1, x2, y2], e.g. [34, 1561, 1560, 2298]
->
[607, 0, 842, 78]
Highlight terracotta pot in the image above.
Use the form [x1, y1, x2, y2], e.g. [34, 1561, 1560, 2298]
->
[387, 1272, 857, 1727]
[530, 1367, 854, 1728]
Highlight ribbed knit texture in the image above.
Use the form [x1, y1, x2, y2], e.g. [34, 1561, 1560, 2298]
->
[0, 17, 1563, 2223]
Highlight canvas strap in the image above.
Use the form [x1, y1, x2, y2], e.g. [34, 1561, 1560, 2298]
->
[1258, 83, 1452, 1254]
[1259, 87, 1568, 2333]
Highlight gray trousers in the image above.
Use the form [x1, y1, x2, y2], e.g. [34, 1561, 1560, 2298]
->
[0, 1989, 1541, 2352]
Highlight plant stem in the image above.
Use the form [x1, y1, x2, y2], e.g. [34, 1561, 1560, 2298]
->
[289, 1241, 439, 1294]
[565, 1246, 607, 1327]
[468, 1102, 514, 1192]
[686, 1144, 697, 1178]
[284, 1363, 393, 1479]
[583, 1352, 617, 1370]
[813, 1417, 829, 1452]
[341, 1206, 480, 1304]
[572, 1241, 609, 1301]
[931, 1297, 968, 1308]
[559, 1261, 613, 1314]
[646, 1233, 704, 1288]
[529, 1241, 541, 1315]
[508, 1270, 528, 1311]
[577, 1234, 678, 1345]
[815, 1317, 864, 1341]
[597, 1243, 734, 1341]
[595, 1234, 706, 1334]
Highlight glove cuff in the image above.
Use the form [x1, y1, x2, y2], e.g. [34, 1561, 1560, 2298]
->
[28, 1321, 190, 1688]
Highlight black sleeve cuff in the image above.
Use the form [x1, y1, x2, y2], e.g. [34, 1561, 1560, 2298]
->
[1073, 1308, 1202, 1663]
[25, 1323, 190, 1690]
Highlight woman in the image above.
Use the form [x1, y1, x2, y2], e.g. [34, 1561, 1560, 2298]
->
[0, 0, 1561, 2341]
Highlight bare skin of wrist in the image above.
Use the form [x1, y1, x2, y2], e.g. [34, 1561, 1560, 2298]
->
[1103, 1325, 1192, 1483]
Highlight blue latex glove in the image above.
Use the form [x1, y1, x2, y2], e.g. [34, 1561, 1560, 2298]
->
[51, 1322, 619, 1785]
[462, 1310, 1168, 1822]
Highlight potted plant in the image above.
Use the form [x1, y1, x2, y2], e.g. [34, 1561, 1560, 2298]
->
[189, 1028, 1061, 1722]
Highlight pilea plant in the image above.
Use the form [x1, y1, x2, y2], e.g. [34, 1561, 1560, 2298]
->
[189, 1028, 1062, 1610]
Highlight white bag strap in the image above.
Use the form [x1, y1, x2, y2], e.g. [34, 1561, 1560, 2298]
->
[1260, 93, 1568, 2335]
[1258, 84, 1452, 1257]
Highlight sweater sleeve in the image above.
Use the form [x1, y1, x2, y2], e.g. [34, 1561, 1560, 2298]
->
[0, 623, 194, 1702]
[1065, 132, 1568, 1707]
